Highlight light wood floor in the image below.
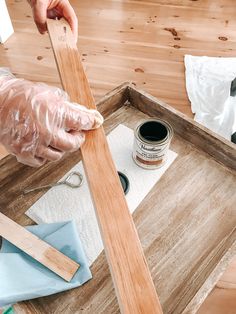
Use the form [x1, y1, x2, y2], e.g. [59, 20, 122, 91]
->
[0, 0, 236, 313]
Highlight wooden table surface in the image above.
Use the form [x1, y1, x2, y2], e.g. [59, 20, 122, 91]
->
[0, 0, 236, 313]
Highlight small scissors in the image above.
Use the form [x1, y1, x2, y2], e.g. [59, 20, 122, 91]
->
[23, 171, 83, 194]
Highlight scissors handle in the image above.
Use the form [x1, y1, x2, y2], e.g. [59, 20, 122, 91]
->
[23, 171, 83, 194]
[23, 183, 55, 194]
[63, 171, 84, 188]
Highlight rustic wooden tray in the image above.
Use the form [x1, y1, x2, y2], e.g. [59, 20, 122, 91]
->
[0, 83, 235, 314]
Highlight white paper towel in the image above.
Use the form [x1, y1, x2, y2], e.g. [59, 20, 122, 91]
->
[184, 55, 236, 140]
[26, 124, 177, 266]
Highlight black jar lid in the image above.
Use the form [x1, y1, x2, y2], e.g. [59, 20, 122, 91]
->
[118, 171, 130, 195]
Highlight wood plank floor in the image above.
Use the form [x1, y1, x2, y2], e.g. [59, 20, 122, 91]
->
[0, 0, 235, 313]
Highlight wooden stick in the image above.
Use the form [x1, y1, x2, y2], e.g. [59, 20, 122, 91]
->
[47, 18, 162, 314]
[0, 213, 79, 282]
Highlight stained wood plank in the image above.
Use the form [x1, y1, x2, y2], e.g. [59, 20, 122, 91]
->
[0, 213, 79, 282]
[47, 18, 162, 314]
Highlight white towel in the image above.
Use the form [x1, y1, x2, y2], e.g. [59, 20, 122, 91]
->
[184, 55, 236, 140]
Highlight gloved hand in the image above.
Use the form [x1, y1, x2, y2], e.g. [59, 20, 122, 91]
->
[0, 69, 103, 167]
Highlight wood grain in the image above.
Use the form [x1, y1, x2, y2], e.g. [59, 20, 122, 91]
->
[0, 212, 79, 282]
[47, 18, 162, 314]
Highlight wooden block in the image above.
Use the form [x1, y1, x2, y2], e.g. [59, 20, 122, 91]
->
[0, 0, 14, 43]
[47, 18, 162, 314]
[0, 213, 80, 282]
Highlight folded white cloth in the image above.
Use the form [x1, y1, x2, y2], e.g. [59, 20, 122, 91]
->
[184, 55, 236, 141]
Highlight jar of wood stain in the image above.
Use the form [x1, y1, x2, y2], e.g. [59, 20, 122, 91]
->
[133, 119, 173, 169]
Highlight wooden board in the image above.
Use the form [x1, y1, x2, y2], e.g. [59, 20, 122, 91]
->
[47, 19, 162, 314]
[0, 212, 79, 282]
[0, 84, 235, 313]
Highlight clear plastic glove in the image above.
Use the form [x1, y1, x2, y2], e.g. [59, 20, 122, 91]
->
[0, 69, 103, 167]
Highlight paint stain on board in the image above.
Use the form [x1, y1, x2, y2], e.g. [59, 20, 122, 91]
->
[218, 36, 228, 41]
[164, 28, 178, 37]
[135, 68, 144, 73]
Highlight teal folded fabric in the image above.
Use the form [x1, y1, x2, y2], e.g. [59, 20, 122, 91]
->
[0, 221, 92, 307]
[2, 307, 15, 314]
